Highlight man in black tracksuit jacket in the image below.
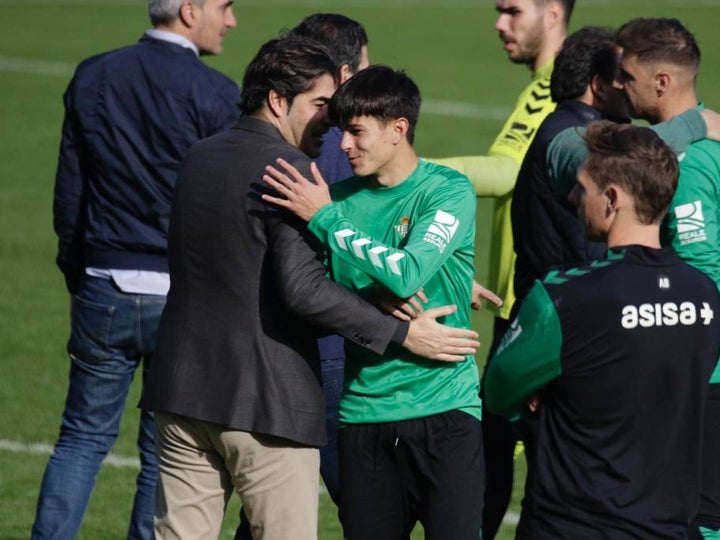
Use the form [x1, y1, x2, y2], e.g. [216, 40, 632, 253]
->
[488, 121, 720, 539]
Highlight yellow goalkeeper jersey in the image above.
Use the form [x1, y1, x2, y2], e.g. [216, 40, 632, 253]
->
[436, 59, 555, 319]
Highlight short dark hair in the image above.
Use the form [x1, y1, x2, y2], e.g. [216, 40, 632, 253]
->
[551, 26, 617, 102]
[288, 13, 368, 74]
[617, 18, 700, 75]
[583, 121, 679, 225]
[329, 65, 421, 145]
[239, 37, 337, 116]
[535, 0, 576, 26]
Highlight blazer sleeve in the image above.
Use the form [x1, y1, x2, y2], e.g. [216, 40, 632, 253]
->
[264, 160, 408, 355]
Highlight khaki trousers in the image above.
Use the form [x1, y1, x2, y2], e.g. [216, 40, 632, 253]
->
[154, 412, 319, 540]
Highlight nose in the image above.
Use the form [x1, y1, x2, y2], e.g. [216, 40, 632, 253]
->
[340, 131, 353, 153]
[612, 77, 624, 91]
[495, 14, 508, 33]
[226, 6, 237, 28]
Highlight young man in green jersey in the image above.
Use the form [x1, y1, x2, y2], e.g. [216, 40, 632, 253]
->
[263, 65, 484, 539]
[615, 18, 720, 540]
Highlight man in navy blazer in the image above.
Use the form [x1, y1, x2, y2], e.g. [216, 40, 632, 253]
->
[34, 1, 240, 538]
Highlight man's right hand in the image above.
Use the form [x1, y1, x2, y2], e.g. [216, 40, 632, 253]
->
[701, 109, 720, 141]
[403, 304, 480, 362]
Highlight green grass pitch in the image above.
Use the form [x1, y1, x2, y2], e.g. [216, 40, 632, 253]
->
[1, 0, 719, 538]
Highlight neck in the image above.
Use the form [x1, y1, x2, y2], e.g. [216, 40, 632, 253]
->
[532, 29, 565, 72]
[154, 20, 193, 42]
[607, 223, 661, 249]
[371, 147, 419, 188]
[656, 91, 699, 123]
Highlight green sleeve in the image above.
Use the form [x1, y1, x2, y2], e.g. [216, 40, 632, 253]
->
[547, 127, 588, 198]
[431, 155, 519, 197]
[710, 358, 720, 385]
[662, 149, 720, 290]
[547, 108, 706, 198]
[484, 280, 563, 420]
[307, 179, 476, 298]
[429, 68, 555, 198]
[650, 107, 706, 154]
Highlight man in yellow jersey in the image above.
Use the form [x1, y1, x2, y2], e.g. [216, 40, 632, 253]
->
[435, 0, 574, 536]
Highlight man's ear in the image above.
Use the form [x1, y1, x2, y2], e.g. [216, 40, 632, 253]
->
[590, 74, 605, 101]
[266, 89, 287, 119]
[655, 71, 671, 97]
[339, 64, 354, 84]
[544, 0, 563, 30]
[391, 118, 410, 144]
[179, 0, 196, 27]
[605, 185, 619, 216]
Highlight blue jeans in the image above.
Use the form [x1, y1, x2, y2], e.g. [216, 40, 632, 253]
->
[32, 275, 165, 540]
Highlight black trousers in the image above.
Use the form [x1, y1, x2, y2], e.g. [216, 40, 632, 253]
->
[690, 383, 720, 538]
[339, 410, 484, 540]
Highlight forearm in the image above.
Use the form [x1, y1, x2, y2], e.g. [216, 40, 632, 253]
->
[270, 213, 408, 355]
[431, 154, 519, 197]
[484, 281, 562, 419]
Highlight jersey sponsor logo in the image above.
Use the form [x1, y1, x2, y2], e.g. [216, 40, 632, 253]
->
[424, 210, 459, 253]
[674, 200, 707, 245]
[332, 228, 406, 276]
[621, 301, 714, 329]
[394, 217, 410, 238]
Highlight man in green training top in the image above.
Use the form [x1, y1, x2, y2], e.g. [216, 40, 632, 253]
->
[263, 65, 484, 539]
[615, 18, 720, 539]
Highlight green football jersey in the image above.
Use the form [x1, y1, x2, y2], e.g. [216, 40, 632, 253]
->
[307, 159, 482, 424]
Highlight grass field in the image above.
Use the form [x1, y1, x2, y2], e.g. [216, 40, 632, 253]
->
[2, 0, 720, 538]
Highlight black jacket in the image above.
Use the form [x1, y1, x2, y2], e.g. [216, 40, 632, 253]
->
[511, 100, 611, 304]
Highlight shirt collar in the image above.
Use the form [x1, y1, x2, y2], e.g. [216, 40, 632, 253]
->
[144, 29, 199, 57]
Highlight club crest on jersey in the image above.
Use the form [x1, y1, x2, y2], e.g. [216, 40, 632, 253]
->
[424, 210, 459, 253]
[674, 200, 707, 245]
[394, 217, 410, 238]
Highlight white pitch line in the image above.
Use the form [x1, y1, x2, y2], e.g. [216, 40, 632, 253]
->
[0, 437, 140, 468]
[0, 55, 510, 120]
[422, 100, 510, 120]
[0, 437, 331, 495]
[0, 438, 523, 522]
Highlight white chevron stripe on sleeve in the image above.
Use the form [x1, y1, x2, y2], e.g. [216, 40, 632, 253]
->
[334, 229, 355, 251]
[351, 238, 372, 259]
[369, 246, 389, 268]
[386, 253, 406, 276]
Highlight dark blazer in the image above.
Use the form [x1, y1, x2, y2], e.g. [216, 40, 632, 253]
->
[141, 117, 405, 446]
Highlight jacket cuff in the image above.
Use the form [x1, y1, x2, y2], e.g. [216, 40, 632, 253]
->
[390, 320, 409, 346]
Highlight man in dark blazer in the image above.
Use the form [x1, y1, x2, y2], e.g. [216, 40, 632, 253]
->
[141, 37, 480, 539]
